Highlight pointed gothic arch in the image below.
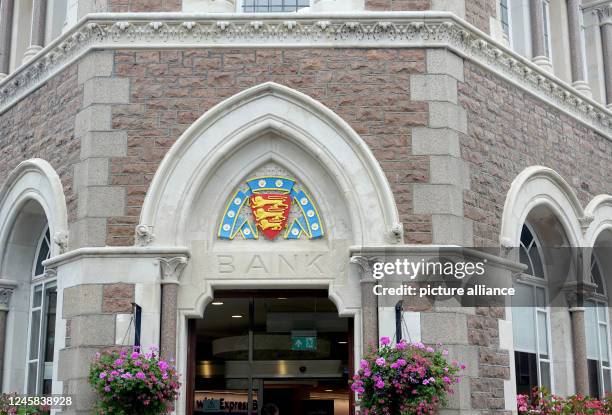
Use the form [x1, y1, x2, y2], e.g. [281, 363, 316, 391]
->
[139, 82, 400, 247]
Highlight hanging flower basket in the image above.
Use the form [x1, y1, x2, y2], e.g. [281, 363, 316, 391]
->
[89, 346, 181, 415]
[351, 337, 464, 415]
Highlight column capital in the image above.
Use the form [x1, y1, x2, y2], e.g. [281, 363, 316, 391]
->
[158, 256, 188, 285]
[595, 4, 612, 26]
[0, 279, 18, 311]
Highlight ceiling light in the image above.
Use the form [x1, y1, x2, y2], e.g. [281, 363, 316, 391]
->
[325, 389, 333, 392]
[211, 301, 224, 306]
[231, 315, 243, 318]
[277, 297, 288, 300]
[338, 341, 347, 344]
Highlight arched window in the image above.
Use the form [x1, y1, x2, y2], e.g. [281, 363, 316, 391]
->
[26, 226, 56, 395]
[512, 224, 553, 395]
[586, 253, 612, 398]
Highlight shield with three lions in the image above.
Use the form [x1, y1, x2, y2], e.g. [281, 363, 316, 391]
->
[249, 194, 292, 240]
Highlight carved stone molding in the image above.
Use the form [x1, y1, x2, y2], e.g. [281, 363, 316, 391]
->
[0, 279, 18, 311]
[135, 224, 155, 246]
[596, 4, 612, 26]
[159, 256, 188, 285]
[0, 13, 612, 138]
[53, 231, 69, 253]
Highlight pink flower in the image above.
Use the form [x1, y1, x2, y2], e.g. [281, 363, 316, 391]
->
[114, 358, 124, 366]
[131, 352, 140, 359]
[158, 360, 169, 371]
[360, 359, 369, 369]
[375, 379, 385, 389]
[375, 357, 386, 366]
[396, 341, 407, 350]
[99, 372, 107, 379]
[136, 371, 146, 380]
[380, 337, 391, 346]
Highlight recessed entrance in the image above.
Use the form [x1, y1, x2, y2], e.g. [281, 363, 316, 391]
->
[187, 290, 353, 415]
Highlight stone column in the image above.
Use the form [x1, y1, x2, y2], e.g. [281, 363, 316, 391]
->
[569, 306, 589, 394]
[0, 0, 14, 79]
[596, 5, 612, 108]
[350, 256, 378, 351]
[0, 279, 17, 390]
[567, 0, 592, 96]
[22, 0, 47, 63]
[159, 257, 188, 360]
[530, 0, 553, 71]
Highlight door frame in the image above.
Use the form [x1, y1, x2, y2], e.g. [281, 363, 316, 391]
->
[185, 289, 354, 414]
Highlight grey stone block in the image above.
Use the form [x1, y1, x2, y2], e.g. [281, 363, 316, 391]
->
[421, 312, 468, 344]
[413, 184, 464, 216]
[412, 127, 461, 156]
[429, 155, 470, 189]
[75, 105, 112, 137]
[80, 131, 128, 158]
[427, 49, 465, 82]
[78, 51, 113, 85]
[77, 186, 125, 218]
[432, 214, 474, 245]
[70, 314, 115, 346]
[442, 379, 472, 410]
[58, 346, 101, 380]
[83, 78, 130, 107]
[64, 377, 98, 411]
[62, 284, 103, 318]
[410, 74, 458, 103]
[429, 102, 468, 134]
[69, 218, 107, 248]
[443, 344, 479, 378]
[74, 158, 109, 189]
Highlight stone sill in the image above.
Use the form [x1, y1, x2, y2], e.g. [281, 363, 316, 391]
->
[0, 11, 611, 138]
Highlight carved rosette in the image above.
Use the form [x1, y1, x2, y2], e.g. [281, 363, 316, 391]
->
[159, 257, 188, 285]
[135, 224, 155, 246]
[0, 279, 18, 311]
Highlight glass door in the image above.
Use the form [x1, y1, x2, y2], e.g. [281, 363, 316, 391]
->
[190, 291, 351, 415]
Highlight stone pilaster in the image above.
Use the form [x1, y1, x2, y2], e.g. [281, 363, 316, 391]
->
[22, 0, 47, 63]
[70, 51, 129, 248]
[0, 0, 14, 79]
[530, 0, 553, 71]
[159, 257, 188, 360]
[412, 49, 473, 246]
[0, 279, 17, 390]
[350, 256, 378, 351]
[596, 5, 612, 108]
[567, 0, 592, 96]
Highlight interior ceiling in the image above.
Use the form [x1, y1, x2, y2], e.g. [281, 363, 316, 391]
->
[196, 297, 342, 336]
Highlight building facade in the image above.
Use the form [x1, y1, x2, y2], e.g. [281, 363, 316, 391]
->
[0, 0, 611, 414]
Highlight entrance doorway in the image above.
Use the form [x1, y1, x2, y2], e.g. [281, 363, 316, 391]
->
[187, 290, 353, 415]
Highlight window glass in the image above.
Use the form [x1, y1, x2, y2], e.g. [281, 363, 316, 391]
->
[500, 0, 509, 37]
[542, 1, 550, 58]
[34, 228, 50, 277]
[520, 225, 545, 278]
[241, 0, 309, 12]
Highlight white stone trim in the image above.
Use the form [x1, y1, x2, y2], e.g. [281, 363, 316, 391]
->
[139, 81, 400, 246]
[0, 12, 610, 138]
[0, 159, 69, 260]
[584, 194, 612, 245]
[500, 166, 586, 247]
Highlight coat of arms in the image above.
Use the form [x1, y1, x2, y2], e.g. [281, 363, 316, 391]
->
[218, 176, 324, 241]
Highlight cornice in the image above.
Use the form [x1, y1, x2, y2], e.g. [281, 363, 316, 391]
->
[1, 12, 612, 138]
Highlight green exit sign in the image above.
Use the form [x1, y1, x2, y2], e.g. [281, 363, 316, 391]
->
[291, 336, 317, 351]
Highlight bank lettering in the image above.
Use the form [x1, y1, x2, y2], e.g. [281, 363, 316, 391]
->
[215, 253, 327, 276]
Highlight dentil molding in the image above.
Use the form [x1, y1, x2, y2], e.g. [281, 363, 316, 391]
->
[1, 12, 612, 138]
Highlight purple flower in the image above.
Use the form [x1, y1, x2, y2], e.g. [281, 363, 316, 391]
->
[158, 360, 169, 371]
[426, 346, 435, 353]
[121, 373, 132, 379]
[423, 379, 429, 385]
[375, 357, 386, 366]
[360, 359, 369, 369]
[131, 352, 140, 359]
[136, 371, 146, 380]
[443, 376, 451, 384]
[99, 372, 107, 379]
[114, 358, 124, 366]
[396, 358, 406, 366]
[375, 379, 385, 389]
[104, 386, 111, 392]
[396, 341, 407, 350]
[380, 337, 391, 346]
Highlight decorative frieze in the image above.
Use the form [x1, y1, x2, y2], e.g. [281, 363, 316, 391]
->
[0, 12, 612, 137]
